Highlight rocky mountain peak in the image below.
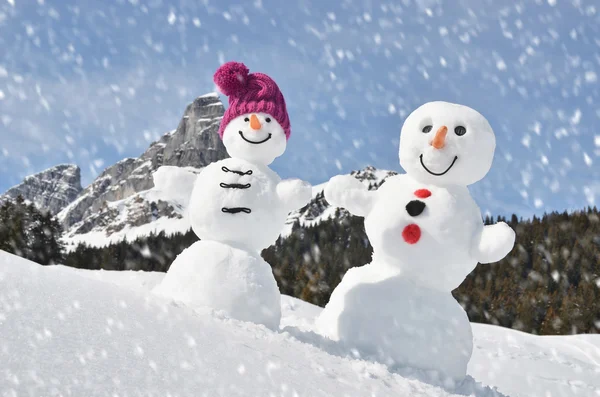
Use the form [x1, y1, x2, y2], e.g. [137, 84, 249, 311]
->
[59, 93, 228, 236]
[0, 164, 82, 215]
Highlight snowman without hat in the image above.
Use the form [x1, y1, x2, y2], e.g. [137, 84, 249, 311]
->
[154, 62, 312, 330]
[316, 101, 516, 384]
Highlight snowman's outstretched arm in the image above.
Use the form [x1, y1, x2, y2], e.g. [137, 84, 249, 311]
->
[276, 178, 313, 212]
[324, 175, 374, 217]
[472, 222, 516, 264]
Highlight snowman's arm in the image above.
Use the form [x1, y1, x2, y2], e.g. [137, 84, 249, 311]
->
[324, 175, 375, 217]
[472, 222, 516, 264]
[276, 178, 313, 212]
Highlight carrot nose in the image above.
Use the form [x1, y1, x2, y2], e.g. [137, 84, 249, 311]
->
[431, 126, 448, 149]
[250, 114, 262, 130]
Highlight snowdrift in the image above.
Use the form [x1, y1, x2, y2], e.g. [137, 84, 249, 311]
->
[1, 251, 598, 396]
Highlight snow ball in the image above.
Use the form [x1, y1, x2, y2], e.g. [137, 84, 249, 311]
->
[570, 109, 582, 125]
[585, 71, 597, 83]
[167, 11, 176, 24]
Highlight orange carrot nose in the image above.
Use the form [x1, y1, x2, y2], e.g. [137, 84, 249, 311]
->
[250, 114, 262, 130]
[431, 126, 448, 149]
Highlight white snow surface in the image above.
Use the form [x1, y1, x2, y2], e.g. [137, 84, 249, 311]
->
[1, 251, 599, 397]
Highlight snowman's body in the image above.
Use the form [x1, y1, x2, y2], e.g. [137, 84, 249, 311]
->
[154, 61, 312, 330]
[154, 240, 281, 329]
[318, 102, 515, 383]
[363, 174, 483, 291]
[156, 124, 310, 330]
[157, 157, 306, 329]
[316, 174, 482, 381]
[190, 157, 289, 252]
[315, 264, 473, 382]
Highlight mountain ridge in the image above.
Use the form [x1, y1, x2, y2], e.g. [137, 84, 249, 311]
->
[0, 163, 82, 215]
[56, 93, 228, 239]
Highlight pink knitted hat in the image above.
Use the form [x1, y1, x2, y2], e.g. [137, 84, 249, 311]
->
[214, 62, 291, 140]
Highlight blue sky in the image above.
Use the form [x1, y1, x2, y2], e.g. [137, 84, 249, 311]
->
[0, 0, 599, 218]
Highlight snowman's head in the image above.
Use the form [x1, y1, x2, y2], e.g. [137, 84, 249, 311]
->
[222, 112, 287, 165]
[214, 61, 292, 165]
[399, 102, 496, 186]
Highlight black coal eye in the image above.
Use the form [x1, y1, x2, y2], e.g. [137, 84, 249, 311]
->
[265, 117, 271, 123]
[454, 126, 466, 136]
[244, 117, 249, 122]
[422, 125, 433, 133]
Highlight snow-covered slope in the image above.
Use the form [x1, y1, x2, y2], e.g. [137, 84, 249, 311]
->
[1, 251, 598, 397]
[0, 251, 498, 397]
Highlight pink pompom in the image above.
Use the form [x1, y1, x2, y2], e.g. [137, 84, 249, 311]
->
[213, 62, 250, 96]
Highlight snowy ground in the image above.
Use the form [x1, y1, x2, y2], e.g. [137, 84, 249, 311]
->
[1, 251, 598, 397]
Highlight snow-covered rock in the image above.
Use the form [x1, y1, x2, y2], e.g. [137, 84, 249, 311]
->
[0, 164, 82, 214]
[59, 93, 228, 238]
[62, 166, 202, 250]
[1, 250, 599, 397]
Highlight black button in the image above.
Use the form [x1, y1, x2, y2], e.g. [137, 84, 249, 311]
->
[406, 200, 426, 217]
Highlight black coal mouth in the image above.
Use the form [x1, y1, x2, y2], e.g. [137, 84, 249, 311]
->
[239, 131, 272, 145]
[419, 154, 458, 176]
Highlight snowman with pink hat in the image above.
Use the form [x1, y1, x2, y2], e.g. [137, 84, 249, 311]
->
[154, 62, 312, 329]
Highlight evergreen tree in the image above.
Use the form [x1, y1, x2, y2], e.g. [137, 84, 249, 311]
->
[0, 196, 65, 265]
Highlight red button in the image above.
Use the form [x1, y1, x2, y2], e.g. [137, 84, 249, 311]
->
[414, 189, 431, 198]
[402, 224, 421, 244]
